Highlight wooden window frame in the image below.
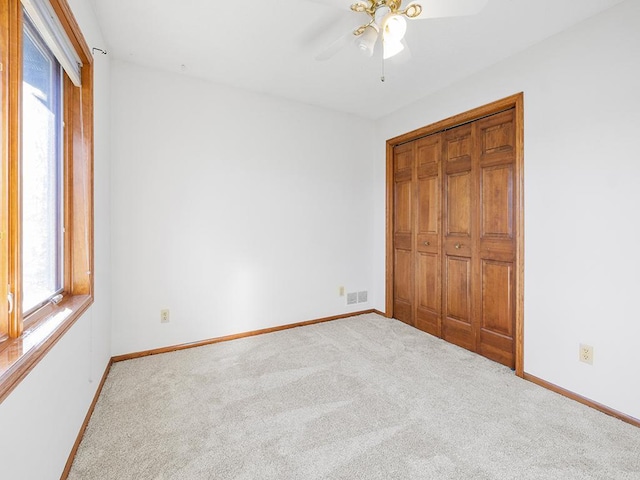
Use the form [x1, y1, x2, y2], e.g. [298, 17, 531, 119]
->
[0, 0, 93, 403]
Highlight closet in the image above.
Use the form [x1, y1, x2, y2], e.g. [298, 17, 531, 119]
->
[391, 107, 519, 369]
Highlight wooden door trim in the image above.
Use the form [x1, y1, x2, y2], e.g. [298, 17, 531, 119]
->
[385, 93, 525, 377]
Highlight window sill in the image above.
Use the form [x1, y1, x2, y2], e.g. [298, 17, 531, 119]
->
[0, 294, 93, 404]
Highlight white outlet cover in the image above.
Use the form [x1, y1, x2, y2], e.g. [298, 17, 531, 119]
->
[579, 343, 593, 365]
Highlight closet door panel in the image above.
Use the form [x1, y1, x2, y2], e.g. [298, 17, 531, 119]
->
[479, 256, 514, 368]
[393, 142, 415, 326]
[481, 164, 513, 240]
[480, 110, 515, 158]
[443, 125, 474, 350]
[443, 124, 473, 255]
[477, 110, 516, 368]
[415, 134, 442, 335]
[416, 134, 441, 247]
[394, 143, 413, 179]
[394, 248, 414, 325]
[446, 173, 471, 237]
[416, 251, 440, 335]
[417, 135, 440, 175]
[418, 177, 438, 235]
[481, 261, 513, 334]
[443, 255, 473, 350]
[394, 180, 413, 250]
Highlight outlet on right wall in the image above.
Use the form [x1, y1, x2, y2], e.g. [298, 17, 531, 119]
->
[373, 0, 640, 420]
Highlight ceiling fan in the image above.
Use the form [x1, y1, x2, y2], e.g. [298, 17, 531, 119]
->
[314, 0, 489, 61]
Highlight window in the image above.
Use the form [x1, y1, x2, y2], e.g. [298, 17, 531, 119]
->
[0, 0, 93, 402]
[22, 13, 64, 315]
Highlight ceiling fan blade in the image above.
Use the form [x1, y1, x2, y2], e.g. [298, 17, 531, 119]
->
[315, 32, 355, 61]
[409, 0, 489, 19]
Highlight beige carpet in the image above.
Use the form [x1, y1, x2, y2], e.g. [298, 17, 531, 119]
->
[68, 313, 640, 479]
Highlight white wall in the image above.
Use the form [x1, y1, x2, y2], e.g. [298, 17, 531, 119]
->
[110, 61, 376, 355]
[4, 2, 637, 476]
[0, 1, 112, 479]
[373, 0, 640, 420]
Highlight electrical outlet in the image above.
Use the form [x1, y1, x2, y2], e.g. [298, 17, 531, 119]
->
[357, 291, 368, 303]
[160, 309, 170, 323]
[347, 292, 358, 305]
[339, 286, 345, 297]
[579, 344, 593, 365]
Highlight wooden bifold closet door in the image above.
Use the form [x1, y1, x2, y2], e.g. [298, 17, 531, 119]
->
[392, 108, 517, 368]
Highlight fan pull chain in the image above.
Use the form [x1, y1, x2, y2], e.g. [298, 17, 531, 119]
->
[381, 52, 385, 82]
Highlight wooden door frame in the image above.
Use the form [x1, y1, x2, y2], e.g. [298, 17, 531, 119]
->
[385, 93, 525, 377]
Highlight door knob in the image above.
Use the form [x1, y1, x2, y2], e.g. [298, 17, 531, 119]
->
[455, 243, 462, 249]
[424, 241, 430, 246]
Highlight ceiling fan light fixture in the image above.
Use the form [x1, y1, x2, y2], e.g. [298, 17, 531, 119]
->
[383, 14, 407, 43]
[357, 25, 379, 57]
[374, 5, 391, 26]
[350, 2, 368, 13]
[404, 3, 423, 18]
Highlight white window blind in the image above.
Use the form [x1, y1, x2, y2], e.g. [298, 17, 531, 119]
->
[21, 0, 82, 86]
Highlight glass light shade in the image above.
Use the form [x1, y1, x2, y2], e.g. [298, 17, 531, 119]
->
[357, 25, 378, 58]
[383, 14, 407, 42]
[383, 39, 405, 59]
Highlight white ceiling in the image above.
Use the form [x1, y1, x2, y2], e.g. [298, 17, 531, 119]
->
[90, 0, 625, 119]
